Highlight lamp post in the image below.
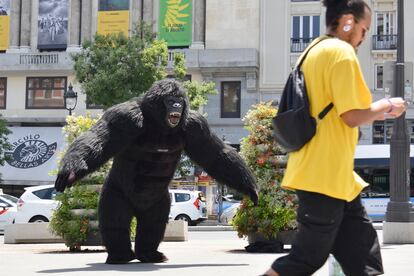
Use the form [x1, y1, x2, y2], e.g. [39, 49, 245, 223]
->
[64, 83, 78, 116]
[384, 0, 414, 243]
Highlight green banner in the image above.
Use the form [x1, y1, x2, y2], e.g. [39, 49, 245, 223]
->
[159, 0, 192, 47]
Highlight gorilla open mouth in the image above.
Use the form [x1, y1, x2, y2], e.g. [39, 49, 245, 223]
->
[167, 112, 181, 127]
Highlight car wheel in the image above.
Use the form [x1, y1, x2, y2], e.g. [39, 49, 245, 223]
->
[29, 216, 49, 223]
[175, 214, 193, 225]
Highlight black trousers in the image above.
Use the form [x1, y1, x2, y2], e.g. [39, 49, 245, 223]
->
[272, 190, 384, 276]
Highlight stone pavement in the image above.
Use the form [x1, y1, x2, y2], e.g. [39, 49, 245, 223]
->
[1, 230, 413, 276]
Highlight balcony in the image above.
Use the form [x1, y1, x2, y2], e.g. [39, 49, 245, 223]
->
[291, 37, 316, 53]
[372, 34, 398, 50]
[0, 52, 74, 73]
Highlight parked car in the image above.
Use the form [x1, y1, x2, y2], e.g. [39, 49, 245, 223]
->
[0, 193, 18, 233]
[169, 189, 207, 226]
[219, 201, 241, 224]
[14, 184, 60, 223]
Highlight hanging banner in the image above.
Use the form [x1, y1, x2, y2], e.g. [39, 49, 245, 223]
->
[159, 0, 192, 47]
[0, 0, 10, 51]
[97, 0, 129, 37]
[37, 0, 68, 50]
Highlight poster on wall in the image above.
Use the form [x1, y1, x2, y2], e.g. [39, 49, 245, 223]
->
[159, 0, 192, 47]
[37, 0, 68, 50]
[0, 0, 10, 51]
[0, 127, 66, 182]
[97, 0, 129, 37]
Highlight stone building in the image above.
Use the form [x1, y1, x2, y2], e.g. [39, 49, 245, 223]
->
[0, 0, 413, 193]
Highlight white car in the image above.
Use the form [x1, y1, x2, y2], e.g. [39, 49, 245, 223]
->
[14, 185, 60, 223]
[0, 194, 18, 233]
[169, 189, 207, 226]
[219, 202, 241, 224]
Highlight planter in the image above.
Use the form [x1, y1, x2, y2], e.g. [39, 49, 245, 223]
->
[246, 230, 297, 253]
[83, 230, 102, 246]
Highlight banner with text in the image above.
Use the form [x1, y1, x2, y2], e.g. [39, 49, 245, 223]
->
[97, 0, 129, 37]
[37, 0, 68, 50]
[159, 0, 192, 47]
[0, 0, 10, 51]
[0, 127, 66, 182]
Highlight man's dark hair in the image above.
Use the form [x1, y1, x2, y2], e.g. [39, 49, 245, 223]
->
[322, 0, 371, 29]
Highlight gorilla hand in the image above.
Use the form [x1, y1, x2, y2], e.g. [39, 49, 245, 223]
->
[55, 171, 76, 192]
[248, 188, 259, 206]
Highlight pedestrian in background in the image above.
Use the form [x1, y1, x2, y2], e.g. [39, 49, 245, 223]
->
[262, 0, 407, 275]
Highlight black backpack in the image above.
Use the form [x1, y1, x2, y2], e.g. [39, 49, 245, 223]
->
[272, 37, 333, 153]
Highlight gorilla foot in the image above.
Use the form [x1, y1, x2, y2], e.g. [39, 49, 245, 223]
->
[137, 251, 168, 263]
[105, 251, 135, 264]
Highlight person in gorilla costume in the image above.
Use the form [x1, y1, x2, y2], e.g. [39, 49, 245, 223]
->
[55, 79, 258, 264]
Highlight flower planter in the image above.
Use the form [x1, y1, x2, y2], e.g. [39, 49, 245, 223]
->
[248, 230, 296, 245]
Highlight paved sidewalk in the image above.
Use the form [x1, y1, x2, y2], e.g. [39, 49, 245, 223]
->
[1, 230, 413, 275]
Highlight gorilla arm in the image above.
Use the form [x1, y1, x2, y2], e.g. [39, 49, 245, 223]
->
[55, 100, 144, 192]
[184, 112, 258, 204]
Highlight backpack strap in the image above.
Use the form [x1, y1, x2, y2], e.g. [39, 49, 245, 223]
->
[318, 102, 334, 119]
[296, 36, 335, 120]
[296, 36, 331, 69]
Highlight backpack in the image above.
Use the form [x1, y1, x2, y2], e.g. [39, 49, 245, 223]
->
[272, 37, 334, 153]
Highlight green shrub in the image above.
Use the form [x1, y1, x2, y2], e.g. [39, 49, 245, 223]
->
[232, 102, 298, 240]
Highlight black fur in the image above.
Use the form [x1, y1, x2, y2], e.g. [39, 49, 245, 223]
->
[55, 79, 257, 264]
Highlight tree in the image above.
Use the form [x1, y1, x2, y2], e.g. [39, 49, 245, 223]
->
[72, 23, 217, 110]
[0, 115, 12, 182]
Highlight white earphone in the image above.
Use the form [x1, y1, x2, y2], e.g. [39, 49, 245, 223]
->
[343, 19, 353, 32]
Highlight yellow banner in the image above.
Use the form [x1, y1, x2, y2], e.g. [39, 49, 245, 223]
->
[0, 15, 10, 51]
[97, 10, 129, 37]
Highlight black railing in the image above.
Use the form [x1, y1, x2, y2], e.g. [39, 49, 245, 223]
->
[290, 37, 316, 53]
[372, 34, 398, 50]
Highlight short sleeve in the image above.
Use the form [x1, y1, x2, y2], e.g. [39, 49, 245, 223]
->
[330, 58, 372, 115]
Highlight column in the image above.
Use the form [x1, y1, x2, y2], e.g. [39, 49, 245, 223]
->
[20, 0, 32, 52]
[6, 0, 21, 52]
[81, 0, 92, 44]
[67, 0, 81, 51]
[190, 0, 205, 49]
[129, 0, 142, 34]
[143, 0, 153, 25]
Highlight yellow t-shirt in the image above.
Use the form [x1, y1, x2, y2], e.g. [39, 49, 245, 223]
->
[281, 36, 372, 202]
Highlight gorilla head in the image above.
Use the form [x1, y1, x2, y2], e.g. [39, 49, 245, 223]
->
[141, 79, 189, 130]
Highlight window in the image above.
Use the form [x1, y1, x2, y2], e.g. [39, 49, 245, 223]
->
[175, 193, 191, 203]
[0, 78, 6, 109]
[221, 81, 241, 118]
[375, 64, 384, 90]
[26, 77, 66, 108]
[373, 12, 397, 50]
[372, 121, 393, 144]
[291, 15, 320, 52]
[33, 187, 56, 200]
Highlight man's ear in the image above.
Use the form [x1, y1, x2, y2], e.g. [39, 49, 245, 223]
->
[339, 14, 355, 32]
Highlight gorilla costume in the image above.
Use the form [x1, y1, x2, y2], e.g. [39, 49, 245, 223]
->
[55, 79, 258, 264]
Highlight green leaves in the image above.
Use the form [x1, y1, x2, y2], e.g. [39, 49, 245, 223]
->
[0, 115, 11, 181]
[232, 102, 297, 239]
[73, 24, 169, 109]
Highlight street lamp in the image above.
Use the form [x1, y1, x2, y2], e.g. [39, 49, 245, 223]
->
[384, 0, 414, 243]
[64, 83, 78, 116]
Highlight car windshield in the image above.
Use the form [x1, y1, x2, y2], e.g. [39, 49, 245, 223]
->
[1, 194, 18, 204]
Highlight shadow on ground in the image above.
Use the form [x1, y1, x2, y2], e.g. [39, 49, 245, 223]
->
[37, 262, 249, 273]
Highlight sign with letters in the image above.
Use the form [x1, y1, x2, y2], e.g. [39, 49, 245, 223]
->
[0, 127, 66, 182]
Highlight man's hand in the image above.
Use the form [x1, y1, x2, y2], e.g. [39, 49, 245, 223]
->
[55, 171, 76, 192]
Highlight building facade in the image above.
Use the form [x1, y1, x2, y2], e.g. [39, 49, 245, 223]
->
[0, 0, 413, 192]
